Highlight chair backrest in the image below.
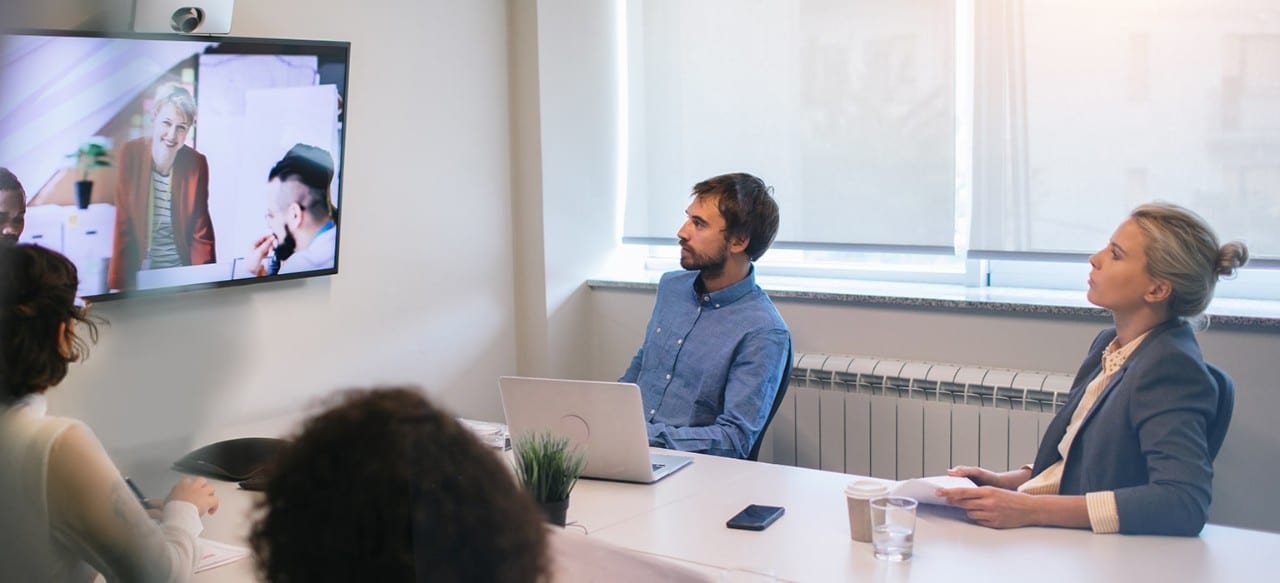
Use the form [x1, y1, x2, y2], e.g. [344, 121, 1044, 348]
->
[747, 341, 794, 461]
[1206, 363, 1235, 461]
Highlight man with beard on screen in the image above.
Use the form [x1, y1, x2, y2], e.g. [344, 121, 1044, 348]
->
[243, 144, 338, 277]
[619, 173, 791, 459]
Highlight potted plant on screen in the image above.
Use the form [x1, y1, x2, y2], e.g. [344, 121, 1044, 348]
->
[66, 137, 112, 209]
[513, 432, 586, 527]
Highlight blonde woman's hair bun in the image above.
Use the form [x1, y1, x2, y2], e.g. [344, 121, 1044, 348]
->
[1216, 241, 1249, 279]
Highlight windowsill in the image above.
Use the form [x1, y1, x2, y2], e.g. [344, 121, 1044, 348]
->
[587, 273, 1280, 330]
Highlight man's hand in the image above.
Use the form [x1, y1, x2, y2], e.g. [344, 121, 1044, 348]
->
[243, 233, 276, 276]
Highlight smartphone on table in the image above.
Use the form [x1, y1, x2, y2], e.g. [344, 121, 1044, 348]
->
[726, 504, 785, 531]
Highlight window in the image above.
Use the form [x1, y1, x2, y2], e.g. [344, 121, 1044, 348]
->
[619, 0, 1280, 303]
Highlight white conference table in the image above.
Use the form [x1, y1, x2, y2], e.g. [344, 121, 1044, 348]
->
[187, 441, 1280, 583]
[573, 455, 1280, 582]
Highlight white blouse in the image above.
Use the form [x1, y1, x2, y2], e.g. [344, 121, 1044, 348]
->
[0, 395, 202, 582]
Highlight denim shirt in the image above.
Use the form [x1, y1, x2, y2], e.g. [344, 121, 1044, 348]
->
[620, 268, 790, 458]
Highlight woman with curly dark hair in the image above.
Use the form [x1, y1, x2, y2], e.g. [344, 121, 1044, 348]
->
[252, 387, 718, 582]
[250, 387, 549, 582]
[0, 243, 219, 581]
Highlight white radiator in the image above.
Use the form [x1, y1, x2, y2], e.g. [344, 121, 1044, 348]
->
[758, 353, 1075, 480]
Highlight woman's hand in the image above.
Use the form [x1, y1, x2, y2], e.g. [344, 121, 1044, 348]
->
[935, 486, 1040, 529]
[167, 477, 220, 516]
[947, 465, 1030, 491]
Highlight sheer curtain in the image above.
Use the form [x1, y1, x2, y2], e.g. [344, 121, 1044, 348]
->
[970, 0, 1280, 261]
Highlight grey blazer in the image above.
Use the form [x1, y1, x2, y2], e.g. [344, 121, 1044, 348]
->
[1031, 319, 1224, 536]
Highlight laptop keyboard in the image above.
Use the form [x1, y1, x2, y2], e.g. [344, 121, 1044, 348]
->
[652, 463, 666, 471]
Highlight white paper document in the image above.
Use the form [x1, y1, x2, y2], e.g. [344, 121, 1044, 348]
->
[459, 418, 510, 450]
[890, 475, 976, 506]
[196, 537, 250, 573]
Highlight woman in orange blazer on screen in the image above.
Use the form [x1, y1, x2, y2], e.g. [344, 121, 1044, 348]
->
[107, 82, 216, 290]
[938, 202, 1247, 536]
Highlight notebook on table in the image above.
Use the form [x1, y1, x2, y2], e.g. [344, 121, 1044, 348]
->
[498, 376, 693, 484]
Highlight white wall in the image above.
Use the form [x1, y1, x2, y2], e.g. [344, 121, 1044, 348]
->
[588, 287, 1280, 533]
[510, 0, 624, 381]
[9, 0, 520, 454]
[0, 0, 132, 30]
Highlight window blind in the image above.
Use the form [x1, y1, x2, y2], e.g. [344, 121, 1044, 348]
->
[622, 0, 958, 252]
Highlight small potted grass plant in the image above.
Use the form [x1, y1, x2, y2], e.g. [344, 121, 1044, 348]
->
[513, 432, 586, 527]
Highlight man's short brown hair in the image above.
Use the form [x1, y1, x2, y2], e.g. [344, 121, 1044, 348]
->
[692, 172, 780, 261]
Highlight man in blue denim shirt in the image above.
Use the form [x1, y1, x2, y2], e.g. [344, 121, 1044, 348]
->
[620, 173, 791, 459]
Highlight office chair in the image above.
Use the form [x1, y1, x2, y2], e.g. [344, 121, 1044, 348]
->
[747, 341, 795, 462]
[1206, 363, 1235, 461]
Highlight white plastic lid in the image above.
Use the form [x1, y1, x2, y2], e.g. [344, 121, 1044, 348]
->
[845, 480, 890, 498]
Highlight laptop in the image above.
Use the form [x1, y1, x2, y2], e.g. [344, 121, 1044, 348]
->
[498, 376, 693, 484]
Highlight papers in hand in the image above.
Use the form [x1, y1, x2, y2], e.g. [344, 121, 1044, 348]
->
[196, 538, 250, 573]
[889, 475, 976, 506]
[459, 418, 510, 450]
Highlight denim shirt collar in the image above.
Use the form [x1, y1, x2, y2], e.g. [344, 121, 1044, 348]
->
[693, 265, 757, 309]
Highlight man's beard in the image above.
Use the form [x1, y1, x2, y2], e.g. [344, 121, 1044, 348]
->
[0, 234, 18, 246]
[264, 229, 297, 276]
[680, 241, 728, 276]
[275, 228, 298, 262]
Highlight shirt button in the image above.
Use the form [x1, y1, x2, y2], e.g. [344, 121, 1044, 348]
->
[665, 374, 672, 380]
[656, 327, 662, 333]
[715, 304, 721, 308]
[650, 409, 656, 415]
[677, 339, 683, 345]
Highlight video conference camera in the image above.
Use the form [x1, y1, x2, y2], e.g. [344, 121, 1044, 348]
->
[170, 7, 206, 33]
[134, 0, 234, 35]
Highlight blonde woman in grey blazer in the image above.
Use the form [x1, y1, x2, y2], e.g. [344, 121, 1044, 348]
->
[938, 202, 1247, 536]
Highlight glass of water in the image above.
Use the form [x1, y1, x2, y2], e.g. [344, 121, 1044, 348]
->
[870, 496, 917, 561]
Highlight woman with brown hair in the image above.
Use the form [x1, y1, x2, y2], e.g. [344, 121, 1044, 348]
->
[0, 243, 219, 581]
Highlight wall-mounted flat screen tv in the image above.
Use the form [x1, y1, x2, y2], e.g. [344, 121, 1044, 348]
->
[0, 29, 350, 300]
